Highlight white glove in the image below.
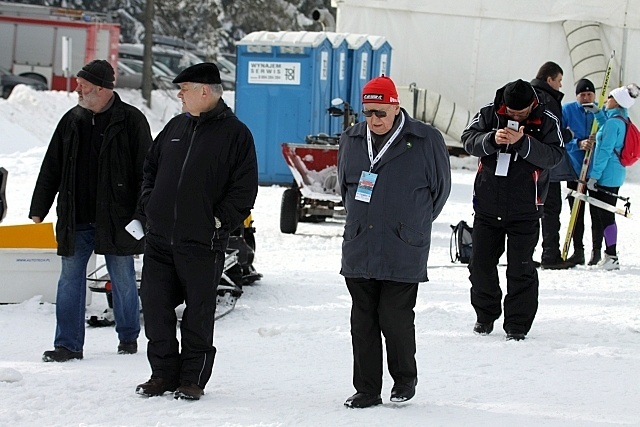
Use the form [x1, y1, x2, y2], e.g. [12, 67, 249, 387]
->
[583, 103, 600, 114]
[587, 178, 598, 191]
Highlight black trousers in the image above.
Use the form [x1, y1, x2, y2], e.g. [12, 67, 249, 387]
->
[541, 181, 562, 262]
[140, 236, 223, 388]
[588, 185, 619, 255]
[346, 277, 418, 395]
[469, 214, 539, 335]
[565, 180, 586, 251]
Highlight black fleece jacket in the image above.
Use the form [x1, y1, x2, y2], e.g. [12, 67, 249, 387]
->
[139, 99, 258, 250]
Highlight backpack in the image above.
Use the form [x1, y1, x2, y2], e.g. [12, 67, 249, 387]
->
[450, 220, 473, 264]
[613, 116, 640, 167]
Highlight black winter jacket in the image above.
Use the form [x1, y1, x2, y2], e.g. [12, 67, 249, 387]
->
[462, 83, 564, 221]
[531, 78, 576, 182]
[29, 92, 153, 256]
[139, 100, 258, 251]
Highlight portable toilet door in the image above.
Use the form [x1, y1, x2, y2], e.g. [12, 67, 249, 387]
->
[325, 32, 349, 136]
[368, 35, 392, 78]
[235, 31, 333, 185]
[345, 33, 372, 116]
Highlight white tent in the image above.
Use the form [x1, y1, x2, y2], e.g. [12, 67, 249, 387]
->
[334, 0, 640, 126]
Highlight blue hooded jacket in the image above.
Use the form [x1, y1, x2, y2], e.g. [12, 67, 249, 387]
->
[588, 107, 627, 187]
[562, 101, 595, 176]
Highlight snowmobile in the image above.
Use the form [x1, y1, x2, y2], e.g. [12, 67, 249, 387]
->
[86, 216, 261, 326]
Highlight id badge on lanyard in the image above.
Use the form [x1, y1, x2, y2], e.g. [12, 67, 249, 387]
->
[355, 171, 378, 202]
[355, 112, 406, 203]
[496, 152, 511, 176]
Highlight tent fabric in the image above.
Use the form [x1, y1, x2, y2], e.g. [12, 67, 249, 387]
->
[335, 1, 640, 124]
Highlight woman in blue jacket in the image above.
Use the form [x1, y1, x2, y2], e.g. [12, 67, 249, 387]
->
[586, 84, 639, 270]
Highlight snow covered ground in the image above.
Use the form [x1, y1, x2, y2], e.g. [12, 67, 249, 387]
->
[1, 86, 639, 426]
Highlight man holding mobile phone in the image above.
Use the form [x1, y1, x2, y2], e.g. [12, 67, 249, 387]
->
[462, 79, 564, 341]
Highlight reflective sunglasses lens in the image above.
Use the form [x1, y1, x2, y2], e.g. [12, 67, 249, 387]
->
[362, 109, 387, 118]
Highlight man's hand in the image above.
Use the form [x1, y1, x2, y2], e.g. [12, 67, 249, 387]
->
[32, 216, 42, 224]
[582, 103, 600, 114]
[495, 126, 524, 145]
[587, 178, 598, 191]
[580, 136, 595, 151]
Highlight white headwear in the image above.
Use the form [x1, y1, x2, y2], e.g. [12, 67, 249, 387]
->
[610, 86, 636, 109]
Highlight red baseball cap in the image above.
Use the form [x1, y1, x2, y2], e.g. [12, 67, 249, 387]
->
[362, 76, 399, 104]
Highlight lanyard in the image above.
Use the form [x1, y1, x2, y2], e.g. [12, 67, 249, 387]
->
[366, 112, 405, 172]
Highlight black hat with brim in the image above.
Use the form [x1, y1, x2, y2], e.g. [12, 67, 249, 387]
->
[172, 62, 222, 84]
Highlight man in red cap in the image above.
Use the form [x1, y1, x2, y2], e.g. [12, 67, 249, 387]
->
[338, 76, 451, 408]
[461, 79, 564, 341]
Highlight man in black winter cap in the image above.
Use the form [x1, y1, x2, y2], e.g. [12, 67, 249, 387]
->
[30, 59, 153, 362]
[461, 78, 564, 341]
[135, 62, 258, 401]
[562, 78, 598, 266]
[77, 59, 115, 89]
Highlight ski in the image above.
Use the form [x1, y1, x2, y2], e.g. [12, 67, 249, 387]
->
[561, 50, 616, 260]
[563, 188, 632, 218]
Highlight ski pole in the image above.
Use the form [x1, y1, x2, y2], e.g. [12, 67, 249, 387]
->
[575, 180, 631, 202]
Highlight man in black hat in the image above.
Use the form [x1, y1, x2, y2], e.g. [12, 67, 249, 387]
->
[135, 63, 258, 400]
[562, 78, 598, 265]
[29, 59, 153, 362]
[461, 79, 564, 341]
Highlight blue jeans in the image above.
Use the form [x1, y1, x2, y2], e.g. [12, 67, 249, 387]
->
[54, 225, 140, 352]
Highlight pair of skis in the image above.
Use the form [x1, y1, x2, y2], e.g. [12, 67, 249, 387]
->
[561, 51, 618, 260]
[562, 188, 632, 218]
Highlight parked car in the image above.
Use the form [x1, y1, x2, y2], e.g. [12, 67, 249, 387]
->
[118, 43, 236, 91]
[116, 58, 175, 90]
[0, 66, 47, 99]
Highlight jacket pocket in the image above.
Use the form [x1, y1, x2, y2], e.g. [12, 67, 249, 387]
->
[397, 222, 426, 247]
[343, 220, 360, 241]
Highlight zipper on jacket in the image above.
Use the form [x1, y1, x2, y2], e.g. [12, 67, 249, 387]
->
[171, 123, 198, 245]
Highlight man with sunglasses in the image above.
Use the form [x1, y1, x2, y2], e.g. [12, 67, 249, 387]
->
[338, 76, 451, 408]
[462, 79, 564, 341]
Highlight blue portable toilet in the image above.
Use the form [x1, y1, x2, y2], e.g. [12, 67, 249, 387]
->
[368, 35, 392, 78]
[345, 34, 372, 114]
[325, 32, 349, 136]
[235, 31, 333, 185]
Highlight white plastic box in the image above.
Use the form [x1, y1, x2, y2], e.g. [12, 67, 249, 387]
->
[0, 249, 94, 304]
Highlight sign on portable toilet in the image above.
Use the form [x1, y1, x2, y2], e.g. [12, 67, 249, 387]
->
[235, 31, 333, 185]
[345, 33, 372, 115]
[368, 35, 392, 78]
[325, 32, 349, 136]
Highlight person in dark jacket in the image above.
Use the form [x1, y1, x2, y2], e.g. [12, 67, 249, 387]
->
[562, 79, 597, 265]
[135, 63, 258, 401]
[29, 59, 153, 362]
[531, 61, 576, 269]
[462, 79, 563, 341]
[338, 76, 451, 408]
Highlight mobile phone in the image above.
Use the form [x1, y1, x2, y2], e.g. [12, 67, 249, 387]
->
[507, 120, 519, 131]
[582, 102, 596, 109]
[125, 219, 144, 240]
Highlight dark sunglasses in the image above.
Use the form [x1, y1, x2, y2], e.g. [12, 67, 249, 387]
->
[362, 109, 388, 118]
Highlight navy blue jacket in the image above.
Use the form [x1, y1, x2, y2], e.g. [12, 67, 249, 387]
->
[338, 109, 451, 283]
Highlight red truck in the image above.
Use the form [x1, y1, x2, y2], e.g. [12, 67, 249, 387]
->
[0, 1, 119, 90]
